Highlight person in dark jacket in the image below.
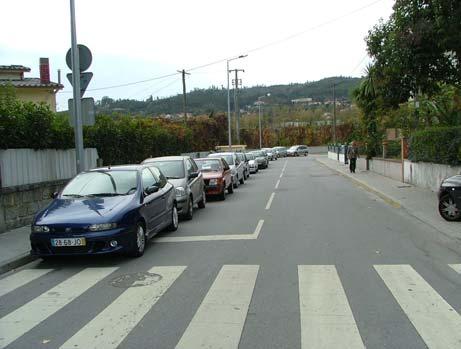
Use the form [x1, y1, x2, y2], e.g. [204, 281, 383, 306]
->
[347, 141, 359, 173]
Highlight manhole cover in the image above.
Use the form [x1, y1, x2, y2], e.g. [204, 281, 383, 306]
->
[110, 272, 162, 288]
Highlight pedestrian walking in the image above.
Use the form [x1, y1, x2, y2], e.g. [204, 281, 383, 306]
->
[347, 141, 359, 173]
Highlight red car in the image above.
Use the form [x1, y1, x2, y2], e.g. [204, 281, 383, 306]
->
[195, 157, 233, 200]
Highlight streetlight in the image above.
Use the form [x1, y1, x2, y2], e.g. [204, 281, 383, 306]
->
[227, 54, 247, 150]
[256, 93, 270, 149]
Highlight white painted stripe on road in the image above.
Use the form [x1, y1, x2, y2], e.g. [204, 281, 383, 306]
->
[176, 265, 259, 349]
[275, 179, 280, 189]
[375, 264, 461, 348]
[265, 192, 275, 210]
[279, 173, 284, 178]
[448, 264, 461, 274]
[155, 220, 264, 242]
[0, 267, 117, 349]
[0, 269, 53, 298]
[298, 265, 365, 349]
[60, 266, 186, 349]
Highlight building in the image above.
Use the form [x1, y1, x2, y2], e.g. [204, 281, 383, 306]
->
[0, 58, 63, 111]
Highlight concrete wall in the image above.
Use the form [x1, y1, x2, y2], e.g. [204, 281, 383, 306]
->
[369, 158, 402, 182]
[404, 160, 461, 192]
[1, 179, 68, 232]
[0, 148, 98, 188]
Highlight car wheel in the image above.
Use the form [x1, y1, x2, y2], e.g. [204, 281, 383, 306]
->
[233, 177, 239, 188]
[439, 194, 461, 221]
[198, 190, 206, 209]
[228, 182, 234, 194]
[167, 205, 179, 231]
[129, 222, 146, 257]
[219, 185, 226, 200]
[184, 196, 193, 220]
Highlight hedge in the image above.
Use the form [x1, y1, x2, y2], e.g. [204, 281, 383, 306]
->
[409, 126, 461, 166]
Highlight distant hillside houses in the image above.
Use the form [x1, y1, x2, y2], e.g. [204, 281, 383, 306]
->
[291, 97, 349, 107]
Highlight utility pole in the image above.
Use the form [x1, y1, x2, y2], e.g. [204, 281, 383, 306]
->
[332, 83, 337, 145]
[258, 103, 262, 148]
[230, 69, 244, 144]
[178, 69, 190, 123]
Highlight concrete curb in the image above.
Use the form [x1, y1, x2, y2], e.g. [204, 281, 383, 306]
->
[315, 158, 402, 209]
[0, 253, 37, 275]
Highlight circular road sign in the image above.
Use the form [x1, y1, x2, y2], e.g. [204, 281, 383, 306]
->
[66, 44, 92, 72]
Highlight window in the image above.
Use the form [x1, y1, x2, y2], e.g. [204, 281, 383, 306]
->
[150, 166, 167, 188]
[147, 161, 185, 179]
[62, 170, 137, 196]
[141, 168, 158, 192]
[185, 159, 193, 175]
[190, 159, 199, 172]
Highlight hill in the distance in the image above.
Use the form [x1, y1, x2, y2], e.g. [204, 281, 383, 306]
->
[96, 76, 362, 116]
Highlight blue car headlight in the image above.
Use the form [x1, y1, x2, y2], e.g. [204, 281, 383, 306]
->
[32, 225, 50, 233]
[88, 223, 118, 232]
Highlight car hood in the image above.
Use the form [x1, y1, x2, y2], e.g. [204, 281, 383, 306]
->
[168, 178, 187, 189]
[36, 195, 134, 225]
[442, 175, 461, 187]
[202, 171, 223, 179]
[248, 160, 257, 165]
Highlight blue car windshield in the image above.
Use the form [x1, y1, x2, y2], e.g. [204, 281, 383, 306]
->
[61, 170, 138, 197]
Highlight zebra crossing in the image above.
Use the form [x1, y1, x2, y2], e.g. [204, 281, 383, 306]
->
[0, 263, 460, 349]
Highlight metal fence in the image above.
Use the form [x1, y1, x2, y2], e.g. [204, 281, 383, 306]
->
[0, 148, 99, 188]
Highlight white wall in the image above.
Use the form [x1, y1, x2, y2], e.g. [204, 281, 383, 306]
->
[404, 160, 461, 192]
[369, 158, 402, 182]
[0, 148, 99, 188]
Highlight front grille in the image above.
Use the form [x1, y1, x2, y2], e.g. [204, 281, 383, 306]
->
[50, 226, 87, 234]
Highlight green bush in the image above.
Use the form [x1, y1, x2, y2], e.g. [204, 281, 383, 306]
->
[409, 126, 461, 166]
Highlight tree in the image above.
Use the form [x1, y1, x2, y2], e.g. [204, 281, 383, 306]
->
[366, 0, 461, 105]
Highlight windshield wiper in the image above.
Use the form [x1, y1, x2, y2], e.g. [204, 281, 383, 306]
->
[62, 194, 85, 198]
[166, 176, 182, 179]
[86, 193, 125, 197]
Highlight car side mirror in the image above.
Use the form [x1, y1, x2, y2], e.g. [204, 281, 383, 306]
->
[145, 184, 159, 195]
[188, 172, 199, 180]
[50, 192, 58, 199]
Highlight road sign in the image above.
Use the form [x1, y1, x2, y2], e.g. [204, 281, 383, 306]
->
[66, 44, 92, 72]
[67, 72, 93, 98]
[68, 97, 95, 126]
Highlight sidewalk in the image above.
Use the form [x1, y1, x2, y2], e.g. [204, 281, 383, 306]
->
[0, 226, 36, 274]
[315, 155, 461, 241]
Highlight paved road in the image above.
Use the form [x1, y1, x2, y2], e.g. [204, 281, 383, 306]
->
[1, 157, 461, 349]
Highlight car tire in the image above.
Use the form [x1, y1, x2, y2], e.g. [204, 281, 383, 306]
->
[198, 190, 206, 209]
[129, 222, 146, 258]
[228, 183, 234, 194]
[167, 205, 179, 231]
[184, 196, 193, 220]
[219, 186, 226, 200]
[439, 194, 461, 221]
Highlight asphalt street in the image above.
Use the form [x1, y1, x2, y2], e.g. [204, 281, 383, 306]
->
[1, 157, 461, 349]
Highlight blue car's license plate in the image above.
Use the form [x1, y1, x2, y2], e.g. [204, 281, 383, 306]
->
[51, 238, 86, 247]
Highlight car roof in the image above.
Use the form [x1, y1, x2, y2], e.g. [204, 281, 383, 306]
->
[212, 152, 234, 156]
[142, 156, 187, 163]
[89, 164, 146, 172]
[196, 157, 222, 162]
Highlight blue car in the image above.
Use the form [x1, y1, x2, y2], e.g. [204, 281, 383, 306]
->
[30, 164, 178, 258]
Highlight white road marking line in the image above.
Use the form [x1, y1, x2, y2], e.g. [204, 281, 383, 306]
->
[298, 265, 365, 349]
[0, 267, 117, 349]
[0, 269, 53, 298]
[374, 264, 461, 348]
[155, 220, 264, 242]
[275, 179, 280, 189]
[60, 266, 186, 349]
[279, 173, 284, 178]
[176, 265, 259, 349]
[448, 264, 461, 274]
[265, 192, 275, 210]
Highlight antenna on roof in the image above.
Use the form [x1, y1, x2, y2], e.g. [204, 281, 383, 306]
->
[108, 164, 111, 169]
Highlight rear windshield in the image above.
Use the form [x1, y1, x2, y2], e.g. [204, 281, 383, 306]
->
[147, 160, 185, 179]
[211, 154, 234, 165]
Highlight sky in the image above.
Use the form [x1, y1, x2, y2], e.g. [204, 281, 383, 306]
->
[0, 0, 394, 111]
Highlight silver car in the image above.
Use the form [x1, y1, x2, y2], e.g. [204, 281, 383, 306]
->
[236, 152, 250, 179]
[245, 152, 259, 173]
[250, 150, 269, 169]
[273, 146, 288, 157]
[142, 156, 206, 220]
[209, 152, 245, 188]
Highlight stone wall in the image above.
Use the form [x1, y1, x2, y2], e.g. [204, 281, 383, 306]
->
[0, 179, 68, 233]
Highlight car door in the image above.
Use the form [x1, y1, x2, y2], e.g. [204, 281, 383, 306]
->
[222, 160, 232, 187]
[140, 168, 163, 233]
[149, 166, 171, 227]
[235, 154, 244, 179]
[186, 159, 200, 204]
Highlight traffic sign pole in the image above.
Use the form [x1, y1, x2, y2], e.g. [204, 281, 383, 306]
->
[69, 0, 85, 173]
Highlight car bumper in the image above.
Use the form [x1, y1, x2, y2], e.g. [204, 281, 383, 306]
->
[30, 226, 136, 256]
[176, 196, 188, 214]
[205, 182, 225, 195]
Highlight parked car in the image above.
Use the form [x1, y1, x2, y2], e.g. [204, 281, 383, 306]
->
[245, 152, 259, 174]
[250, 150, 269, 169]
[208, 152, 245, 188]
[142, 156, 205, 220]
[195, 157, 233, 200]
[287, 145, 309, 156]
[30, 165, 178, 258]
[438, 174, 461, 221]
[273, 146, 288, 157]
[236, 152, 250, 179]
[262, 148, 277, 160]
